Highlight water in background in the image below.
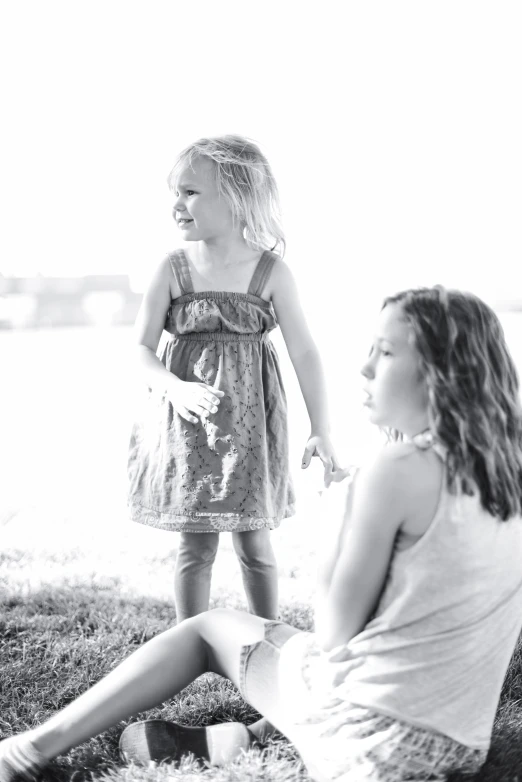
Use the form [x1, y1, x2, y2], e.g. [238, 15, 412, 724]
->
[1, 314, 521, 559]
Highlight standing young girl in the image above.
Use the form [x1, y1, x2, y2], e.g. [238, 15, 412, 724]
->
[128, 135, 338, 622]
[3, 285, 522, 782]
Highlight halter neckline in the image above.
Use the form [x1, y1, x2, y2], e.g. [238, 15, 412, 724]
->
[408, 429, 434, 450]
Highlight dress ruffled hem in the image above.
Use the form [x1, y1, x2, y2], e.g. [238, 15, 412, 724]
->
[129, 501, 296, 533]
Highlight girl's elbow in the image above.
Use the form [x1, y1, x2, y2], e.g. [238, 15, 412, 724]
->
[316, 624, 344, 653]
[290, 345, 320, 372]
[314, 600, 365, 652]
[314, 611, 342, 652]
[136, 342, 157, 356]
[317, 635, 336, 653]
[317, 622, 359, 653]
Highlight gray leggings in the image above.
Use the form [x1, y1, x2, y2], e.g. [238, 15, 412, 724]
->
[174, 529, 278, 621]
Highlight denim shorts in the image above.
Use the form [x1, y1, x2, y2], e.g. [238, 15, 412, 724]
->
[239, 620, 299, 721]
[238, 621, 487, 782]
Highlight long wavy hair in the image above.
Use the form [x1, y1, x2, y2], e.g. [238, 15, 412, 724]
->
[384, 286, 522, 520]
[167, 135, 285, 255]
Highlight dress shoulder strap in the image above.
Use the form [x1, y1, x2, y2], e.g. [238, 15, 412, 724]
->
[247, 250, 278, 298]
[168, 249, 194, 296]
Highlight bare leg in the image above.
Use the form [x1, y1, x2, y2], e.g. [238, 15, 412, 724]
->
[30, 618, 209, 759]
[28, 610, 266, 759]
[174, 532, 220, 622]
[232, 529, 278, 620]
[0, 610, 290, 779]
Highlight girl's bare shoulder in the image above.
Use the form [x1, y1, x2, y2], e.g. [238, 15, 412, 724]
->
[369, 441, 442, 487]
[379, 442, 444, 537]
[354, 442, 443, 512]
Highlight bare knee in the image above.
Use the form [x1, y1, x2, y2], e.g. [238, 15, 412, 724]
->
[192, 608, 266, 648]
[191, 607, 243, 633]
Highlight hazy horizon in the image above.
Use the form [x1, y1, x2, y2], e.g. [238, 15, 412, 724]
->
[1, 1, 521, 310]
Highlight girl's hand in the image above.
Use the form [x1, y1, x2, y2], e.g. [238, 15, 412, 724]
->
[166, 379, 225, 424]
[302, 434, 344, 488]
[327, 466, 356, 484]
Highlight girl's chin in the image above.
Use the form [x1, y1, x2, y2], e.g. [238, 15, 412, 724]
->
[364, 405, 380, 423]
[365, 408, 392, 429]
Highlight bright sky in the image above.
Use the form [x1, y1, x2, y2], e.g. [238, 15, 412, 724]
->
[1, 1, 521, 309]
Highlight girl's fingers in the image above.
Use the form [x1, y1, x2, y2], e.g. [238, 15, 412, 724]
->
[324, 464, 352, 488]
[192, 404, 209, 419]
[179, 407, 199, 424]
[328, 467, 354, 485]
[200, 397, 219, 413]
[322, 458, 334, 486]
[197, 404, 219, 421]
[301, 442, 315, 469]
[204, 386, 225, 398]
[322, 457, 334, 474]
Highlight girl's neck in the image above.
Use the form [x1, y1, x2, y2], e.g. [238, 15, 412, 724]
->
[399, 412, 431, 442]
[404, 426, 431, 441]
[192, 238, 261, 268]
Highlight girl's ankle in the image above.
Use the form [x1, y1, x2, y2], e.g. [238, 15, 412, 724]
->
[28, 728, 58, 762]
[0, 732, 49, 780]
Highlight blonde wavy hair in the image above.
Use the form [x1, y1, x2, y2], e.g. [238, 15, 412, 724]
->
[384, 286, 522, 520]
[167, 135, 285, 255]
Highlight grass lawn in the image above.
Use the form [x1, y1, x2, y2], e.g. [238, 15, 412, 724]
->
[1, 533, 522, 782]
[0, 538, 313, 782]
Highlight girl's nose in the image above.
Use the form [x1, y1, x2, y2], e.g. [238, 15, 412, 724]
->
[173, 193, 185, 211]
[361, 358, 374, 379]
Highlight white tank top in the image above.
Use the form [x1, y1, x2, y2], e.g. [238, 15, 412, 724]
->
[280, 478, 522, 750]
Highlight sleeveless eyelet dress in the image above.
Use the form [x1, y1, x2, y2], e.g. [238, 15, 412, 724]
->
[128, 249, 295, 533]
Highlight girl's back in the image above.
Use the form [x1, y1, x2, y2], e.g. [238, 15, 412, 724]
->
[275, 441, 522, 780]
[333, 454, 522, 750]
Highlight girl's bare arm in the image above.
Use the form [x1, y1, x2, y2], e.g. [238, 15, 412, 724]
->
[315, 443, 443, 651]
[133, 256, 179, 393]
[133, 257, 223, 423]
[270, 261, 339, 480]
[315, 446, 411, 651]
